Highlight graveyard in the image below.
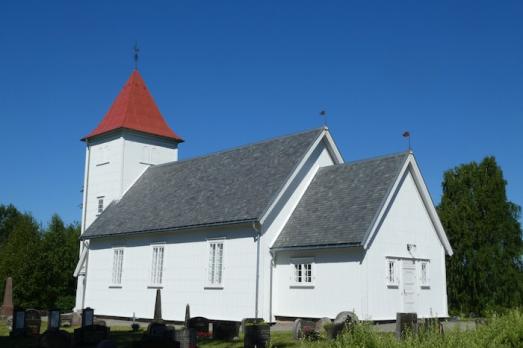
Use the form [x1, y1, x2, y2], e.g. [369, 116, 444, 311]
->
[0, 309, 522, 348]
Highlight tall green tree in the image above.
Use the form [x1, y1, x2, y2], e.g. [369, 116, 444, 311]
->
[40, 215, 80, 310]
[438, 156, 523, 315]
[0, 204, 20, 247]
[0, 212, 43, 308]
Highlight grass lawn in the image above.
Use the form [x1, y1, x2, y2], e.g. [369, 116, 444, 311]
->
[0, 320, 299, 347]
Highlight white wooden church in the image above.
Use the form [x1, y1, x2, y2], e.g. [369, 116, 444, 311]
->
[73, 70, 453, 322]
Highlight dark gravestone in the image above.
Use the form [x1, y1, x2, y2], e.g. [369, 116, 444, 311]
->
[154, 289, 162, 320]
[213, 321, 240, 340]
[74, 324, 110, 346]
[140, 322, 177, 348]
[25, 309, 42, 336]
[48, 309, 61, 330]
[396, 312, 418, 339]
[0, 277, 13, 318]
[97, 339, 117, 348]
[243, 322, 270, 348]
[188, 316, 210, 338]
[177, 328, 197, 348]
[10, 308, 26, 337]
[39, 329, 72, 348]
[82, 307, 94, 327]
[241, 318, 264, 334]
[184, 304, 190, 327]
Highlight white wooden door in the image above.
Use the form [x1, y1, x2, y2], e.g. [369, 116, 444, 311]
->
[402, 260, 417, 313]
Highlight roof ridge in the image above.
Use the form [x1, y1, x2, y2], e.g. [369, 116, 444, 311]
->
[342, 150, 410, 166]
[152, 127, 325, 169]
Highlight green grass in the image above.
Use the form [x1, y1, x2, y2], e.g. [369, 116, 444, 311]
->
[0, 310, 521, 348]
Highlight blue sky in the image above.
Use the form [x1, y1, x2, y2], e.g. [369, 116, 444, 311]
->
[1, 1, 522, 226]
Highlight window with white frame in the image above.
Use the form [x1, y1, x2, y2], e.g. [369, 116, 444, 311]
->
[150, 245, 164, 286]
[111, 248, 124, 285]
[97, 197, 104, 215]
[420, 261, 430, 287]
[291, 258, 314, 286]
[207, 241, 224, 287]
[386, 259, 399, 286]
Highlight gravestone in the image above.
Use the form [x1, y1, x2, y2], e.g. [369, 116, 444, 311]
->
[292, 318, 316, 340]
[331, 311, 358, 339]
[48, 309, 61, 331]
[243, 321, 270, 348]
[10, 308, 26, 337]
[82, 307, 94, 327]
[177, 327, 197, 348]
[154, 289, 162, 320]
[396, 312, 418, 339]
[213, 321, 240, 340]
[188, 316, 210, 338]
[184, 304, 190, 327]
[25, 309, 42, 336]
[39, 329, 72, 348]
[74, 308, 110, 346]
[74, 324, 110, 346]
[0, 277, 13, 318]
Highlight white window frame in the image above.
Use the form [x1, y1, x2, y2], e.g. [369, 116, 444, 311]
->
[386, 258, 399, 287]
[290, 258, 314, 288]
[149, 244, 165, 288]
[97, 196, 105, 216]
[110, 248, 124, 287]
[419, 260, 430, 288]
[206, 239, 225, 289]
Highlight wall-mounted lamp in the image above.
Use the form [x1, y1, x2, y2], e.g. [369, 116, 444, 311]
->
[407, 244, 417, 252]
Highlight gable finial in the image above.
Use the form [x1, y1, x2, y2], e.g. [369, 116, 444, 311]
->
[320, 109, 327, 128]
[402, 131, 411, 151]
[133, 42, 140, 70]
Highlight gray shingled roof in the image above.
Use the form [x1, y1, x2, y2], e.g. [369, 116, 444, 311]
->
[82, 128, 324, 239]
[272, 152, 409, 249]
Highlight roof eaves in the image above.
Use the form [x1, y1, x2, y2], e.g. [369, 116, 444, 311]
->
[271, 241, 361, 252]
[80, 217, 258, 240]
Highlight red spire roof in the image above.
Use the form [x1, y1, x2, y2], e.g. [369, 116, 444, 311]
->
[82, 70, 183, 142]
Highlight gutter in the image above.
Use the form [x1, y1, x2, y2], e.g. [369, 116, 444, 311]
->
[270, 242, 361, 252]
[80, 218, 258, 241]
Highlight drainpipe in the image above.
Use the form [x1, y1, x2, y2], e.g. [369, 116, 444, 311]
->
[252, 221, 261, 319]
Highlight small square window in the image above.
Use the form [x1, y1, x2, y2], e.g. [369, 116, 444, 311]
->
[291, 258, 314, 286]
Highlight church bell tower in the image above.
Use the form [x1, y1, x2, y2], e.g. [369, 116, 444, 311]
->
[80, 69, 183, 232]
[74, 69, 183, 310]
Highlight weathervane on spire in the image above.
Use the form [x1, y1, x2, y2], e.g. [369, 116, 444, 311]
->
[320, 109, 327, 128]
[133, 42, 140, 70]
